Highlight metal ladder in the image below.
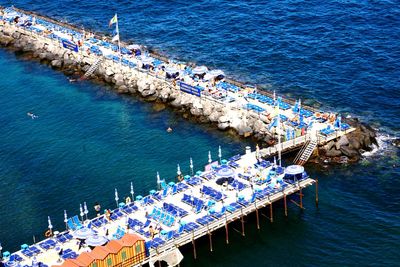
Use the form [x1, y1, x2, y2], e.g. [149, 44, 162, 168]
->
[81, 58, 103, 79]
[294, 139, 318, 165]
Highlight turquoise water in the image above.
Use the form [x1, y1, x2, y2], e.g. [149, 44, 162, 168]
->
[0, 0, 399, 266]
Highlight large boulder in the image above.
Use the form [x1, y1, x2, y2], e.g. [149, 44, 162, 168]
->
[392, 138, 400, 148]
[0, 34, 14, 46]
[325, 147, 342, 157]
[218, 122, 230, 130]
[335, 135, 349, 150]
[114, 73, 125, 86]
[340, 145, 360, 158]
[208, 110, 221, 122]
[50, 59, 62, 68]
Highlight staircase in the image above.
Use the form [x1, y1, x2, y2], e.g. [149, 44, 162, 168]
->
[294, 140, 318, 165]
[81, 58, 103, 80]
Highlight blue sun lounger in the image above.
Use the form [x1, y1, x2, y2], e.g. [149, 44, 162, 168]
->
[184, 222, 200, 232]
[150, 237, 166, 249]
[128, 218, 144, 229]
[56, 232, 73, 243]
[226, 202, 242, 213]
[173, 224, 185, 238]
[39, 239, 56, 250]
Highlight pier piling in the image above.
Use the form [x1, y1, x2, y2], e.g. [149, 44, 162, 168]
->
[208, 231, 213, 252]
[225, 219, 229, 244]
[284, 194, 288, 217]
[315, 178, 319, 208]
[192, 232, 197, 259]
[300, 188, 303, 209]
[255, 204, 260, 230]
[241, 210, 245, 237]
[270, 203, 274, 223]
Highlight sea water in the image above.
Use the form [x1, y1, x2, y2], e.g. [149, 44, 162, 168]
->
[0, 0, 399, 266]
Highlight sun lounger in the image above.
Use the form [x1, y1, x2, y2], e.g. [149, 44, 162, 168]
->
[150, 237, 166, 248]
[173, 224, 185, 239]
[226, 202, 242, 213]
[184, 222, 200, 232]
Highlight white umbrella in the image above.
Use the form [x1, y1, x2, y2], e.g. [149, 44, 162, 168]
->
[192, 66, 208, 74]
[127, 44, 141, 50]
[85, 234, 108, 246]
[72, 227, 95, 239]
[208, 69, 225, 77]
[165, 66, 178, 74]
[141, 56, 154, 65]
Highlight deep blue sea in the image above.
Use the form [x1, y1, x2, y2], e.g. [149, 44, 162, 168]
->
[0, 0, 399, 266]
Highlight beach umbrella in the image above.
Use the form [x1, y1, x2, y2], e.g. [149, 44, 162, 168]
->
[47, 216, 53, 231]
[192, 65, 208, 75]
[208, 69, 224, 77]
[64, 210, 68, 230]
[189, 158, 194, 175]
[165, 66, 178, 74]
[127, 44, 141, 50]
[208, 151, 212, 164]
[72, 227, 95, 240]
[85, 234, 108, 247]
[285, 165, 305, 175]
[141, 56, 153, 65]
[218, 146, 222, 164]
[84, 202, 89, 221]
[130, 182, 134, 200]
[115, 189, 119, 208]
[79, 204, 84, 221]
[215, 166, 235, 179]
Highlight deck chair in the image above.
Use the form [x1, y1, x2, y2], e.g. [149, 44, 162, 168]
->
[72, 216, 83, 229]
[143, 219, 151, 228]
[173, 224, 185, 238]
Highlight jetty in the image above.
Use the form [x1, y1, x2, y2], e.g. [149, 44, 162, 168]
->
[0, 6, 367, 165]
[0, 145, 317, 267]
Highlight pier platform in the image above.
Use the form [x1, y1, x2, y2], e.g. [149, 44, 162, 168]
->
[0, 146, 316, 267]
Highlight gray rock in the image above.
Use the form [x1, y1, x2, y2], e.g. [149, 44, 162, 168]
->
[0, 34, 14, 45]
[335, 135, 349, 150]
[51, 59, 62, 68]
[117, 85, 129, 94]
[325, 147, 342, 157]
[208, 110, 221, 122]
[218, 122, 230, 130]
[348, 137, 361, 150]
[392, 138, 400, 148]
[340, 145, 360, 158]
[114, 73, 124, 86]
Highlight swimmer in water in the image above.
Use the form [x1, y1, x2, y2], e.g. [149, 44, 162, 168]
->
[27, 112, 38, 119]
[167, 127, 172, 133]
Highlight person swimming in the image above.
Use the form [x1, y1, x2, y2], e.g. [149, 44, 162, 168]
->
[27, 112, 38, 119]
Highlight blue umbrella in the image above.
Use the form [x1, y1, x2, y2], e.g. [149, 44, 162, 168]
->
[85, 235, 108, 246]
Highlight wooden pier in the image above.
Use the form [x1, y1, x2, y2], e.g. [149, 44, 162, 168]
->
[140, 177, 316, 266]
